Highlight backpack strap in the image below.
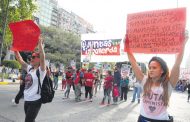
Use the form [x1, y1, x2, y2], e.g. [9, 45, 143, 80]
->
[36, 69, 42, 94]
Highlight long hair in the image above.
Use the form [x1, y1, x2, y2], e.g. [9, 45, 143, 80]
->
[143, 56, 170, 106]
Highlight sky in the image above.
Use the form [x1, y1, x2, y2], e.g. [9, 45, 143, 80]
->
[58, 0, 190, 68]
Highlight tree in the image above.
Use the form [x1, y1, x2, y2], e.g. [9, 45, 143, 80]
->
[40, 26, 81, 67]
[2, 60, 21, 69]
[0, 0, 37, 62]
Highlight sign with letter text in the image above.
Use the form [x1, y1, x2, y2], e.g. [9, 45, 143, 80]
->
[81, 39, 121, 56]
[125, 8, 186, 54]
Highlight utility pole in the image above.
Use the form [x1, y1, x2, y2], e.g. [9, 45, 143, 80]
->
[0, 0, 10, 65]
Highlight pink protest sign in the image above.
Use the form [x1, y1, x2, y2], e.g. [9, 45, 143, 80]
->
[125, 8, 186, 54]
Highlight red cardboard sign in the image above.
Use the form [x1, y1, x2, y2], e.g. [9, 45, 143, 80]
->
[125, 8, 186, 54]
[9, 20, 40, 51]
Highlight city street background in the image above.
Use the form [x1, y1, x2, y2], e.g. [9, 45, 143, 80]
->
[0, 83, 190, 122]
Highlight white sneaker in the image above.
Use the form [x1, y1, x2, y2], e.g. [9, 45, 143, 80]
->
[11, 99, 17, 105]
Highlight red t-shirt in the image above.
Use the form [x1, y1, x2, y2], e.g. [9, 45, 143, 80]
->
[104, 76, 113, 89]
[84, 72, 94, 87]
[66, 72, 73, 85]
[74, 73, 80, 85]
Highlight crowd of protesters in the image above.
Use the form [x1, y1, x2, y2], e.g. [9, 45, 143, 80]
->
[175, 79, 189, 92]
[47, 65, 143, 105]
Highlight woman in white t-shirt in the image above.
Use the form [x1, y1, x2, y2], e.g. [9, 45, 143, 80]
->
[15, 37, 46, 122]
[126, 31, 188, 122]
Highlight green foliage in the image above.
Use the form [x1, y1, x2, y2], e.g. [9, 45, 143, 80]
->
[0, 0, 37, 60]
[40, 26, 81, 67]
[2, 60, 21, 69]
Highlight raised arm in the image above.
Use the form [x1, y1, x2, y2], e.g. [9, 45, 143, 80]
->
[169, 31, 189, 87]
[15, 51, 28, 71]
[127, 50, 144, 81]
[38, 36, 46, 71]
[125, 35, 144, 81]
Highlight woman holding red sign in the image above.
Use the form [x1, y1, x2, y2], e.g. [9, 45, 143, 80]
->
[126, 31, 188, 122]
[15, 37, 46, 122]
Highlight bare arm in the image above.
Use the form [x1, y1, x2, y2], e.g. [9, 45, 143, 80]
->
[14, 51, 28, 71]
[38, 36, 46, 71]
[125, 34, 144, 81]
[169, 32, 189, 87]
[127, 50, 144, 81]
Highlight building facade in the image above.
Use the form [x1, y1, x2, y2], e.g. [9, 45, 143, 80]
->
[58, 8, 94, 34]
[34, 0, 58, 27]
[34, 0, 94, 34]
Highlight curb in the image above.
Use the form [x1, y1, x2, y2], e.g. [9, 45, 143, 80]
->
[0, 82, 9, 85]
[0, 80, 20, 85]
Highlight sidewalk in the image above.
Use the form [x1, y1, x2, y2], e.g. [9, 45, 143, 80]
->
[0, 79, 20, 85]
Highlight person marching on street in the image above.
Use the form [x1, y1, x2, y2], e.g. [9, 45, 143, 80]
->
[131, 79, 142, 104]
[64, 67, 73, 98]
[84, 69, 94, 102]
[15, 37, 46, 122]
[100, 70, 114, 105]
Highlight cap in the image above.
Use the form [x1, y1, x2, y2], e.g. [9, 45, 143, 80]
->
[32, 52, 40, 57]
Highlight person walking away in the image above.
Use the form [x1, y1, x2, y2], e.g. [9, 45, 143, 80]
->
[131, 79, 142, 103]
[120, 76, 129, 101]
[84, 69, 94, 102]
[14, 37, 46, 122]
[100, 71, 113, 105]
[126, 31, 188, 122]
[64, 67, 73, 98]
[74, 69, 81, 102]
[114, 67, 121, 95]
[94, 72, 100, 97]
[113, 83, 119, 104]
[53, 70, 59, 90]
[12, 70, 27, 105]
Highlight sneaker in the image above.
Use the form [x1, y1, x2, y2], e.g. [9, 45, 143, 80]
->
[11, 99, 17, 105]
[89, 99, 93, 102]
[131, 100, 135, 103]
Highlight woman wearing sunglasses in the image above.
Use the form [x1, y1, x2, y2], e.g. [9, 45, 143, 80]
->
[14, 37, 46, 122]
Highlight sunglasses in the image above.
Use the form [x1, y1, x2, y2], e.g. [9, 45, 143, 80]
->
[31, 56, 39, 59]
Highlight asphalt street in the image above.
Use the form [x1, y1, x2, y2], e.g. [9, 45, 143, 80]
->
[0, 84, 190, 122]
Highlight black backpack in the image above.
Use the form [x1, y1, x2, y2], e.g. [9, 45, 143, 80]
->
[36, 69, 55, 104]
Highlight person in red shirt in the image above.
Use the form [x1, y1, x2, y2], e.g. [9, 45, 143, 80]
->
[64, 67, 73, 98]
[84, 69, 94, 101]
[100, 70, 114, 105]
[74, 69, 81, 102]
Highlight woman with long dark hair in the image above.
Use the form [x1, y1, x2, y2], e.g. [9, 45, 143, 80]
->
[126, 31, 188, 122]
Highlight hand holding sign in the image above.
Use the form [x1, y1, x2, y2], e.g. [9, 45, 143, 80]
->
[9, 20, 40, 51]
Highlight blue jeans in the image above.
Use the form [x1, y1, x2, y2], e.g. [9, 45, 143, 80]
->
[102, 88, 111, 104]
[132, 86, 141, 101]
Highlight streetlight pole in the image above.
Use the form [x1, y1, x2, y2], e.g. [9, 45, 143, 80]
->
[0, 0, 10, 65]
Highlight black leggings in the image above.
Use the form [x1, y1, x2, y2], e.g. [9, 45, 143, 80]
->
[24, 99, 42, 122]
[138, 115, 173, 122]
[121, 86, 128, 100]
[85, 86, 92, 99]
